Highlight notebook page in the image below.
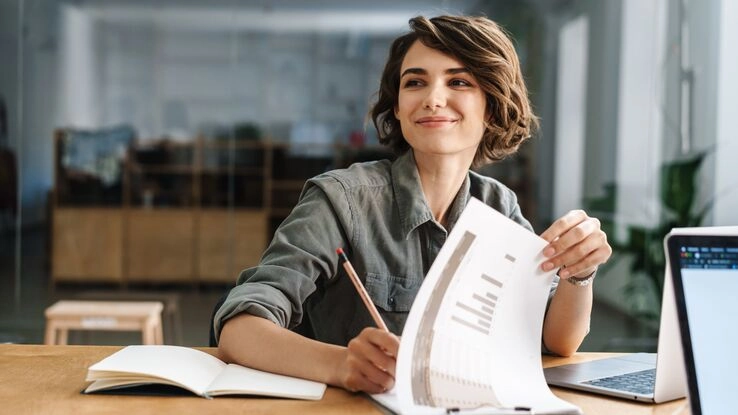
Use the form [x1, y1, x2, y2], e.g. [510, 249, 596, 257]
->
[87, 345, 225, 395]
[206, 364, 326, 400]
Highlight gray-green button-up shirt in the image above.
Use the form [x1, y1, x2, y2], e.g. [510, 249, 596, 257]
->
[214, 150, 557, 346]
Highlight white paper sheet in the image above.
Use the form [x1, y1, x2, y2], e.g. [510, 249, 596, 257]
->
[373, 198, 581, 414]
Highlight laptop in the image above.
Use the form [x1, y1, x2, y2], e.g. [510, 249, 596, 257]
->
[666, 229, 738, 414]
[542, 228, 719, 403]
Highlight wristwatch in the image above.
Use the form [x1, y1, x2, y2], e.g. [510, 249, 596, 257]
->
[565, 270, 596, 287]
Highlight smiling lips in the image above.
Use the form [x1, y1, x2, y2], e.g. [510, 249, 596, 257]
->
[415, 116, 458, 127]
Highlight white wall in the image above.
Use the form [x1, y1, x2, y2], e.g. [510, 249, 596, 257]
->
[614, 0, 666, 233]
[552, 15, 588, 219]
[578, 0, 668, 316]
[712, 0, 738, 225]
[665, 0, 737, 226]
[89, 14, 396, 143]
[58, 4, 98, 129]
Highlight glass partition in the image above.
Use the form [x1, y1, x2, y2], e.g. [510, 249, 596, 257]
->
[1, 0, 734, 348]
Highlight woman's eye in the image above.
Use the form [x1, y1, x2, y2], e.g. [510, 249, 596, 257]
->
[403, 79, 424, 88]
[450, 79, 472, 87]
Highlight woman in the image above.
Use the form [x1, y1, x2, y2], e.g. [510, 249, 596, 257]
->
[216, 15, 612, 394]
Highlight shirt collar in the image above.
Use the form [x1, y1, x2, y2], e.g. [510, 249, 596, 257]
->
[444, 173, 471, 232]
[391, 150, 471, 239]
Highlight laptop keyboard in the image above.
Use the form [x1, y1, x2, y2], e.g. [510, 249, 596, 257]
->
[582, 368, 656, 395]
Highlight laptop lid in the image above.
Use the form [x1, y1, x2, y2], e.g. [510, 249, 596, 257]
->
[667, 232, 738, 415]
[652, 233, 688, 403]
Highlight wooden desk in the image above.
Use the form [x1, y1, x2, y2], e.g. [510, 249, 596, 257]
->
[0, 345, 688, 415]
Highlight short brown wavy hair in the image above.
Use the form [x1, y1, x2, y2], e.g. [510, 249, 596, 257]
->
[371, 15, 538, 167]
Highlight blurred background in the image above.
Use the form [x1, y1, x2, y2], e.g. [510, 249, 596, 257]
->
[0, 0, 736, 349]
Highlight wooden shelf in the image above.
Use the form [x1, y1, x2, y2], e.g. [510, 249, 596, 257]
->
[130, 165, 196, 174]
[200, 167, 264, 175]
[51, 133, 273, 285]
[51, 130, 394, 285]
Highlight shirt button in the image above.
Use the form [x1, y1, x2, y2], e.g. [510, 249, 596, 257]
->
[388, 297, 395, 305]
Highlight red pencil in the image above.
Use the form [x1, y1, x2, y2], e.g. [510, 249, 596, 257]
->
[336, 248, 389, 332]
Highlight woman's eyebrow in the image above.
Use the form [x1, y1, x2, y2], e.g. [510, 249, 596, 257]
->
[400, 67, 470, 78]
[446, 67, 470, 75]
[400, 67, 426, 78]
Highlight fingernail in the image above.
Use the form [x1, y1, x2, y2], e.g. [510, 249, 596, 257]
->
[542, 262, 554, 271]
[560, 269, 570, 277]
[543, 247, 555, 257]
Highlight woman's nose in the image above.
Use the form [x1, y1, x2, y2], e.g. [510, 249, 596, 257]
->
[422, 84, 446, 110]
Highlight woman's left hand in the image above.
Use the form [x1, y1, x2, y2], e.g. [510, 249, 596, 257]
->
[539, 210, 612, 279]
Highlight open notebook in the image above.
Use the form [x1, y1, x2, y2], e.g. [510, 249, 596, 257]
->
[84, 345, 326, 400]
[370, 198, 580, 415]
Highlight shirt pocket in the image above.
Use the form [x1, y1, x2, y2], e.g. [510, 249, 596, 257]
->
[364, 272, 421, 313]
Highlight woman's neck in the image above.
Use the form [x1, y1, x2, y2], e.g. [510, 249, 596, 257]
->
[412, 151, 473, 227]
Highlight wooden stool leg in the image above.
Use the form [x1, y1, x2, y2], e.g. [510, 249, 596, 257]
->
[154, 316, 164, 345]
[142, 319, 154, 345]
[142, 325, 150, 345]
[58, 329, 69, 345]
[44, 321, 57, 345]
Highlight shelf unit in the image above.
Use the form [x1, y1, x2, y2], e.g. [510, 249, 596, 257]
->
[51, 131, 379, 285]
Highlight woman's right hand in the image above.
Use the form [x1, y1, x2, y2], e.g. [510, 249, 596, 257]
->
[335, 327, 400, 394]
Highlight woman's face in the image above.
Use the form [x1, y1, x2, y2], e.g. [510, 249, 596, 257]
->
[394, 40, 487, 163]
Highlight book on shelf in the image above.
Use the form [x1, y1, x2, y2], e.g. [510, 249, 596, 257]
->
[370, 198, 582, 415]
[84, 345, 326, 400]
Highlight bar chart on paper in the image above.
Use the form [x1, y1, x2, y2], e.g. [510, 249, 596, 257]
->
[452, 267, 513, 336]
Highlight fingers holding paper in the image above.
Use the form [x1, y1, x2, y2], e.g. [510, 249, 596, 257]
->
[539, 210, 612, 280]
[339, 327, 399, 394]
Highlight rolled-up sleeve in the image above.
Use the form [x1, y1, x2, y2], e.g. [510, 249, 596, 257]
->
[213, 177, 352, 342]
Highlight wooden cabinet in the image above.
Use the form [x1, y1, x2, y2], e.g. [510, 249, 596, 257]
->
[51, 130, 393, 285]
[126, 209, 196, 283]
[197, 209, 267, 283]
[52, 208, 124, 282]
[51, 133, 273, 285]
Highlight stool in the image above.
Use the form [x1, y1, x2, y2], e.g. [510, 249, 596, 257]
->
[44, 300, 164, 345]
[72, 291, 182, 345]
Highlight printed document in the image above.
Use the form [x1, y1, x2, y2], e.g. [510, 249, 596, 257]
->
[371, 198, 581, 414]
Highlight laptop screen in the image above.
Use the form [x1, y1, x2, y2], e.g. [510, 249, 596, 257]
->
[668, 234, 738, 415]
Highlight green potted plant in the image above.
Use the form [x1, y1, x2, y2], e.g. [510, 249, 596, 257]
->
[586, 151, 710, 325]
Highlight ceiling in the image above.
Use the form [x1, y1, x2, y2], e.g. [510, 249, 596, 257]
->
[72, 0, 492, 33]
